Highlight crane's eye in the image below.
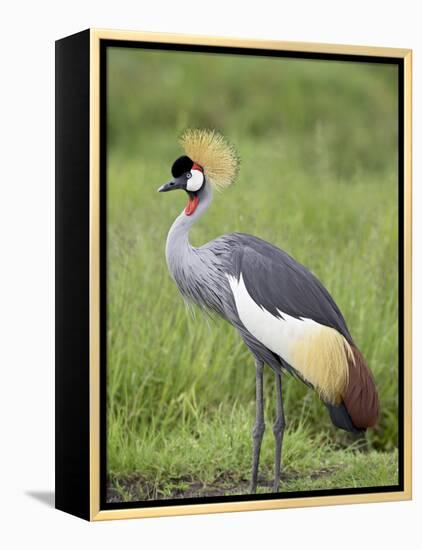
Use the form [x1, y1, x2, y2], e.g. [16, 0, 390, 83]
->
[186, 172, 192, 179]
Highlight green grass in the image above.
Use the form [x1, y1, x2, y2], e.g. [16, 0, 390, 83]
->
[107, 412, 398, 502]
[106, 48, 399, 500]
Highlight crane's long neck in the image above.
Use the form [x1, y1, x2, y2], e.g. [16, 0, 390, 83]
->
[165, 183, 213, 277]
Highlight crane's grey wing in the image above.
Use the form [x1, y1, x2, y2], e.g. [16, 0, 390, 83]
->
[225, 233, 353, 343]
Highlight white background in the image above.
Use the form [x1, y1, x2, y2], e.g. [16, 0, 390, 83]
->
[0, 1, 420, 548]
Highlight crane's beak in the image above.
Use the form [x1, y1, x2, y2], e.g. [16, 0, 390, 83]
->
[158, 177, 200, 216]
[157, 179, 184, 193]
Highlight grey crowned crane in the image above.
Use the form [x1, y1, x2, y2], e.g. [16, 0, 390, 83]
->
[158, 129, 379, 493]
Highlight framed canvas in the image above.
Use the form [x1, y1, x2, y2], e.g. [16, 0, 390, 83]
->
[55, 28, 412, 521]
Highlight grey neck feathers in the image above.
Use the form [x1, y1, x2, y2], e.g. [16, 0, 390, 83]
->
[165, 182, 213, 274]
[164, 182, 235, 318]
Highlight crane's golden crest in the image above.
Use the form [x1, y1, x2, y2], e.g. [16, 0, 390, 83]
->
[180, 129, 240, 190]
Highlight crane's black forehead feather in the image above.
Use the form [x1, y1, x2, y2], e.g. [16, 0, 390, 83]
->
[171, 155, 193, 178]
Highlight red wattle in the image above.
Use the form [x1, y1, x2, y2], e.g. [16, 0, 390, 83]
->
[185, 195, 200, 216]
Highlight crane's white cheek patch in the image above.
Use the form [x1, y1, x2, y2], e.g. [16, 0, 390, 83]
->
[186, 169, 204, 192]
[227, 273, 350, 403]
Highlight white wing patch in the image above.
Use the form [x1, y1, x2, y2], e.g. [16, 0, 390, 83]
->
[227, 273, 320, 369]
[186, 169, 204, 192]
[227, 273, 351, 403]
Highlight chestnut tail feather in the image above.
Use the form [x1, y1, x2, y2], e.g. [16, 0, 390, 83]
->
[342, 345, 379, 429]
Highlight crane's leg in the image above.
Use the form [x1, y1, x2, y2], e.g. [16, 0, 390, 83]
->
[250, 360, 265, 493]
[273, 372, 285, 492]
